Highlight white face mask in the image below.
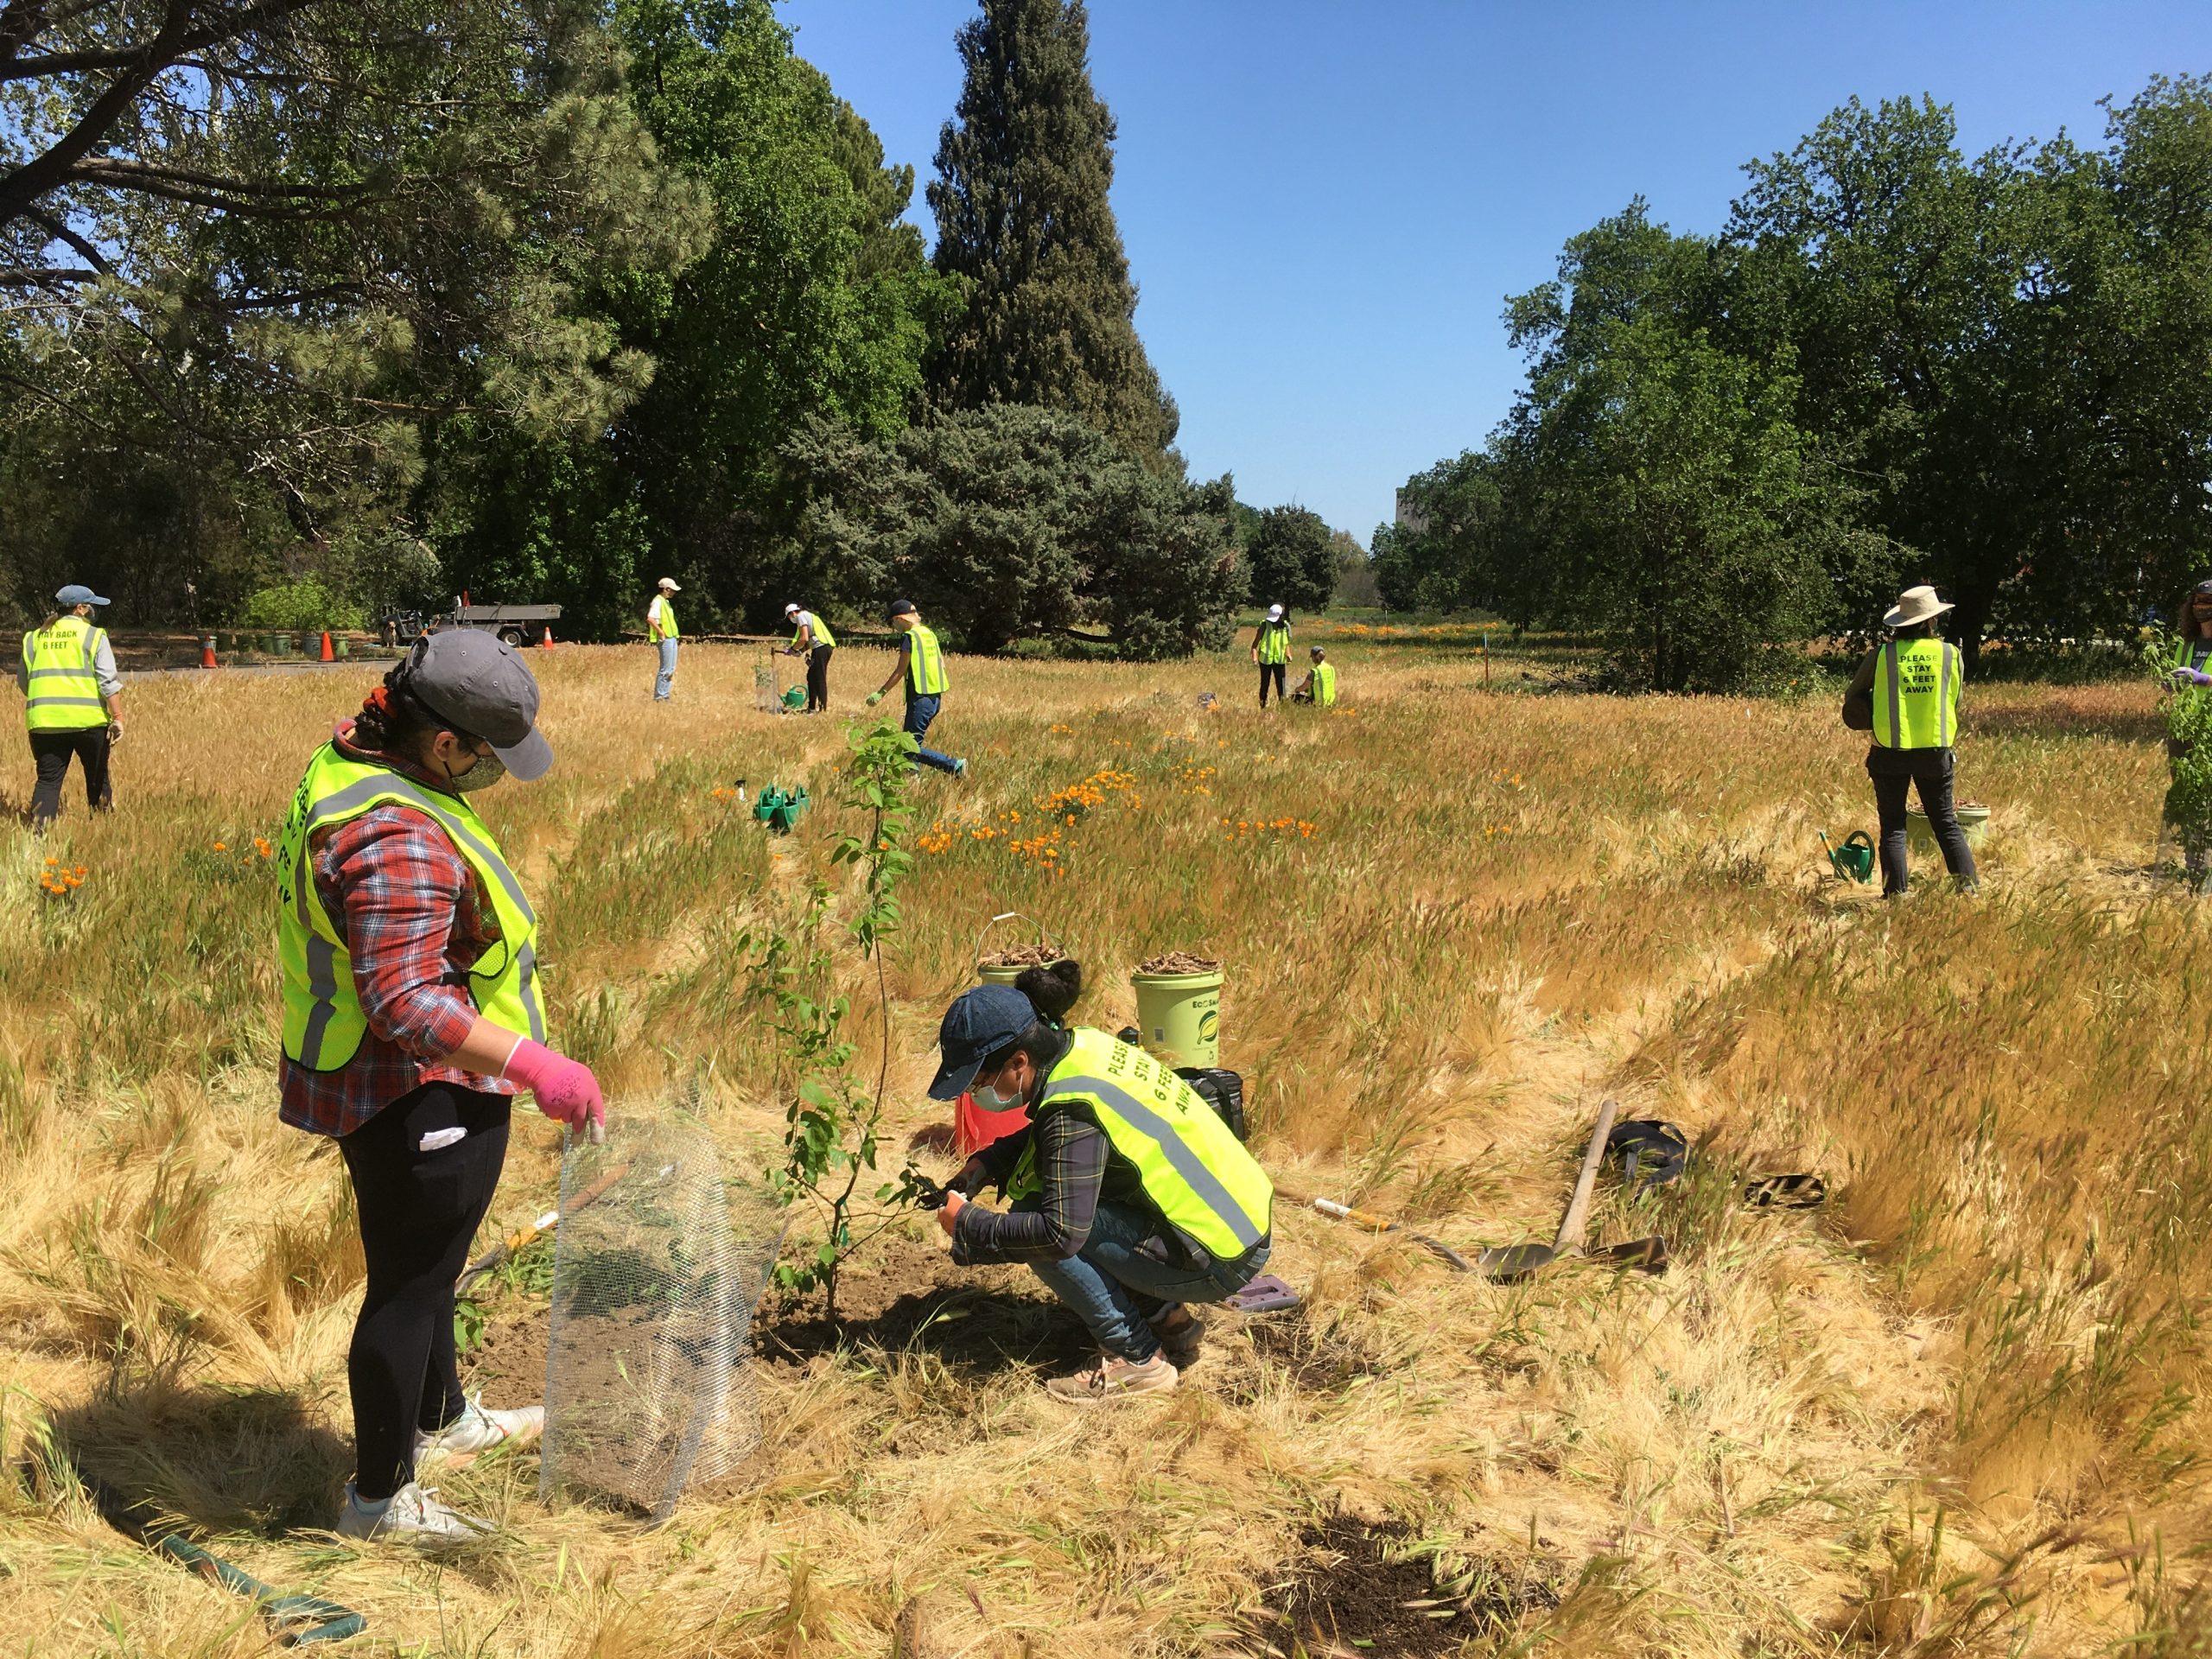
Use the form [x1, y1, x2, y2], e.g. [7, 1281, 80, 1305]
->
[970, 1070, 1021, 1112]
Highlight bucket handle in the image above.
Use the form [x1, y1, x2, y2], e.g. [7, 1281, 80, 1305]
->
[975, 910, 1063, 966]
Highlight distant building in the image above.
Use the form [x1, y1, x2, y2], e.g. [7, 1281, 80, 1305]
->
[1393, 488, 1428, 536]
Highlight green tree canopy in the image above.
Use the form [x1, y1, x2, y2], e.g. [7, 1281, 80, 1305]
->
[786, 404, 1241, 658]
[1244, 505, 1338, 613]
[925, 0, 1176, 461]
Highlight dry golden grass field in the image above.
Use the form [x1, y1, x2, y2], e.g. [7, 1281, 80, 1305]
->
[1, 625, 2208, 1657]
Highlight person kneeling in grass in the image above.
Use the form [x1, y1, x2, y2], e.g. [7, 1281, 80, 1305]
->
[926, 962, 1273, 1402]
[1290, 645, 1336, 707]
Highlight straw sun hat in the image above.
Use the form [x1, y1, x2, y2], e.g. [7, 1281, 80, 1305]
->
[1883, 585, 1954, 629]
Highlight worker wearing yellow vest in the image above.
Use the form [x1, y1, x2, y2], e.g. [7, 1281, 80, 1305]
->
[1842, 584, 1979, 896]
[1291, 645, 1337, 707]
[867, 598, 967, 776]
[275, 630, 606, 1543]
[927, 961, 1273, 1402]
[2162, 579, 2212, 886]
[1250, 603, 1292, 707]
[783, 601, 836, 714]
[646, 577, 681, 702]
[16, 583, 123, 833]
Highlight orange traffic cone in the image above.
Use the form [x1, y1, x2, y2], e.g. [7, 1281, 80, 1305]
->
[318, 630, 334, 662]
[540, 626, 554, 649]
[200, 635, 218, 670]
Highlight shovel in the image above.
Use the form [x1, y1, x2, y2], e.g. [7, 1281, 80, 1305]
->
[1282, 1191, 1475, 1271]
[1478, 1099, 1669, 1281]
[456, 1158, 632, 1295]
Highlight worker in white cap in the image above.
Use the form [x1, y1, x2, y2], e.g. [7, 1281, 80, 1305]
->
[646, 578, 681, 702]
[1842, 584, 1978, 895]
[1249, 604, 1292, 708]
[783, 601, 836, 714]
[17, 582, 123, 832]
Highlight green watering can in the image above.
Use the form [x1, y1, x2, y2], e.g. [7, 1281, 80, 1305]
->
[753, 783, 809, 835]
[1819, 830, 1875, 885]
[780, 684, 806, 711]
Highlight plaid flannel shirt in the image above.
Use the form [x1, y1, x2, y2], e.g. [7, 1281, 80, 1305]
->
[278, 738, 517, 1137]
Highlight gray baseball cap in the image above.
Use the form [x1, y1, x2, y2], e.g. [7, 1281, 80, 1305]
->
[399, 628, 553, 781]
[55, 584, 109, 607]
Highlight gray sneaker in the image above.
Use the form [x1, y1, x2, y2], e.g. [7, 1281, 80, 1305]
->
[1045, 1350, 1177, 1404]
[336, 1480, 489, 1544]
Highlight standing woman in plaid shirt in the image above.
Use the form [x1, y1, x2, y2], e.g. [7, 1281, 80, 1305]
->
[275, 630, 606, 1543]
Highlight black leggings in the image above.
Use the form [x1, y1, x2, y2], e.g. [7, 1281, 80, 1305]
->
[1258, 662, 1286, 706]
[29, 726, 111, 830]
[338, 1083, 511, 1500]
[1868, 751, 1977, 896]
[806, 645, 834, 713]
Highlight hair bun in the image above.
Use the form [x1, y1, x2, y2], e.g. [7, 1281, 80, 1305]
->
[1014, 958, 1083, 1021]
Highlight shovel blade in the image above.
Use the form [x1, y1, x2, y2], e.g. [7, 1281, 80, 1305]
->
[1478, 1243, 1555, 1282]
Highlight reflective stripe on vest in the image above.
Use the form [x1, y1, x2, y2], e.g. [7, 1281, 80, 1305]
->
[1032, 1029, 1272, 1261]
[652, 599, 679, 641]
[22, 616, 106, 731]
[906, 623, 947, 696]
[1313, 662, 1337, 707]
[1256, 621, 1290, 664]
[1872, 639, 1958, 749]
[276, 746, 546, 1071]
[792, 612, 834, 650]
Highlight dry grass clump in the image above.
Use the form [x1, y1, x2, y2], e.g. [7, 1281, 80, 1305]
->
[0, 632, 2202, 1654]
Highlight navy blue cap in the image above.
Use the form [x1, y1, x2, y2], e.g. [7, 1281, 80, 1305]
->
[929, 984, 1037, 1100]
[887, 598, 917, 620]
[55, 584, 109, 607]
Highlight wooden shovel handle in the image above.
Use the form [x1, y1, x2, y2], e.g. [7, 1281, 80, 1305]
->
[1552, 1098, 1618, 1254]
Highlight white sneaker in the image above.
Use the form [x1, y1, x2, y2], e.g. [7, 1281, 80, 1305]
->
[337, 1480, 488, 1543]
[415, 1395, 543, 1468]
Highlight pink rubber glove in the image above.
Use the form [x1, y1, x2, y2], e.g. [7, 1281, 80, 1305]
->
[503, 1039, 606, 1139]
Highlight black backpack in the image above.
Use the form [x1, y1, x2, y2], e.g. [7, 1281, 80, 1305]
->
[1116, 1026, 1248, 1141]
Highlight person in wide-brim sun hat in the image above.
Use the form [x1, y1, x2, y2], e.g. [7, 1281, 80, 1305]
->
[1842, 584, 1979, 897]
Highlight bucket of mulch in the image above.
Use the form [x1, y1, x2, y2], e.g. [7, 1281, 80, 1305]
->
[974, 912, 1071, 987]
[1131, 950, 1223, 1069]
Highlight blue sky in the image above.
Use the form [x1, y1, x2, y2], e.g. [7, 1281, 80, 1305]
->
[778, 1, 2209, 541]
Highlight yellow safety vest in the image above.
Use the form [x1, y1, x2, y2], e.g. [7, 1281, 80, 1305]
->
[1009, 1028, 1272, 1262]
[1311, 661, 1337, 707]
[1872, 639, 1961, 750]
[791, 612, 835, 650]
[906, 622, 947, 696]
[2174, 639, 2212, 672]
[276, 745, 546, 1072]
[21, 615, 108, 732]
[1255, 621, 1290, 665]
[651, 599, 679, 641]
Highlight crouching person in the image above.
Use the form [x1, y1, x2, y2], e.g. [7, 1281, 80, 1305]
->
[926, 962, 1273, 1403]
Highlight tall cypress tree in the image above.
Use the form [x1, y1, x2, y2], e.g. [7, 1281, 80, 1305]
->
[926, 0, 1178, 459]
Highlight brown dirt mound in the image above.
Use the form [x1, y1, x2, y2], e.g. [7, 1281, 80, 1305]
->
[1250, 1512, 1560, 1655]
[1136, 950, 1220, 975]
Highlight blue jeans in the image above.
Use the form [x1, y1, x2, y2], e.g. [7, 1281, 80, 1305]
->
[904, 693, 959, 772]
[1027, 1200, 1270, 1361]
[654, 638, 678, 700]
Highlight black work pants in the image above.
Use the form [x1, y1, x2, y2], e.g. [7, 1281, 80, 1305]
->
[337, 1083, 511, 1501]
[29, 725, 111, 831]
[1257, 662, 1286, 706]
[806, 645, 834, 713]
[1867, 748, 1977, 896]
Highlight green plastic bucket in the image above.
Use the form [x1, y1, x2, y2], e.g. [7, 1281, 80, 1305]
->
[1131, 968, 1224, 1069]
[1907, 804, 1990, 858]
